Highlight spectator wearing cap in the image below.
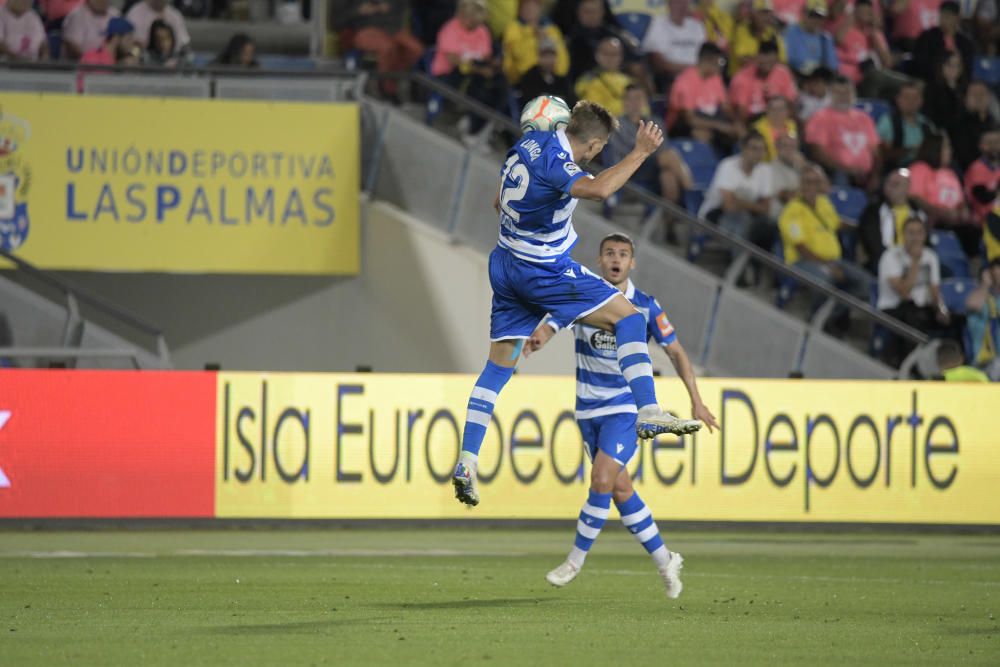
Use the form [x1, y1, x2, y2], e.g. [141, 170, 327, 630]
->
[806, 75, 880, 189]
[889, 0, 942, 50]
[782, 0, 838, 75]
[502, 0, 569, 85]
[641, 0, 706, 87]
[965, 258, 1000, 380]
[877, 80, 934, 172]
[332, 0, 424, 97]
[798, 65, 832, 121]
[949, 81, 1000, 173]
[752, 95, 798, 161]
[125, 0, 189, 51]
[835, 0, 894, 88]
[877, 216, 950, 366]
[858, 168, 926, 272]
[730, 0, 787, 76]
[909, 132, 978, 257]
[80, 15, 136, 65]
[575, 36, 634, 117]
[0, 0, 48, 61]
[516, 37, 574, 106]
[728, 39, 798, 121]
[965, 128, 1000, 228]
[693, 0, 733, 53]
[62, 0, 119, 59]
[668, 42, 743, 149]
[910, 1, 973, 81]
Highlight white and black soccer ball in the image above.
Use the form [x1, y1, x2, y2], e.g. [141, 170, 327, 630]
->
[519, 95, 572, 134]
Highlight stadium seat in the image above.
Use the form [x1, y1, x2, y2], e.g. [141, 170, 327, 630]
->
[930, 230, 970, 278]
[830, 187, 867, 224]
[938, 277, 977, 315]
[855, 98, 890, 124]
[671, 140, 718, 261]
[616, 13, 653, 42]
[973, 56, 1000, 91]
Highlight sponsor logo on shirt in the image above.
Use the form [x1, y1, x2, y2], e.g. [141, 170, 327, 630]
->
[590, 329, 618, 353]
[656, 312, 674, 337]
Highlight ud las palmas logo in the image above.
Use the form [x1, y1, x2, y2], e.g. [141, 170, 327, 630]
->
[0, 108, 31, 252]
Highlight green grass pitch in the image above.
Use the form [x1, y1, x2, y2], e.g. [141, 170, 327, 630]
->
[1, 527, 998, 665]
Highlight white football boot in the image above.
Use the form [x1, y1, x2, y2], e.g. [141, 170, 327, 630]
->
[658, 552, 684, 599]
[545, 560, 581, 587]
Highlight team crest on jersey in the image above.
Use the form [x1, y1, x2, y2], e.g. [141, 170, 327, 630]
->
[590, 329, 617, 353]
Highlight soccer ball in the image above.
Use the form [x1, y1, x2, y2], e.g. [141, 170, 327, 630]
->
[520, 95, 571, 134]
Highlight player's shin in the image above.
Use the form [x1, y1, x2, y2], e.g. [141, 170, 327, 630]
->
[614, 313, 658, 411]
[616, 491, 671, 568]
[568, 490, 612, 568]
[458, 360, 514, 468]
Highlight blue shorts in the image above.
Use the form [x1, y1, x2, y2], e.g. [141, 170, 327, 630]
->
[488, 246, 619, 340]
[578, 412, 638, 468]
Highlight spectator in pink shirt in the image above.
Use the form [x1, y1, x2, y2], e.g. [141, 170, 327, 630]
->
[77, 16, 138, 91]
[37, 0, 80, 29]
[728, 39, 798, 121]
[805, 74, 880, 188]
[62, 0, 118, 60]
[836, 0, 892, 84]
[668, 42, 743, 150]
[909, 132, 979, 256]
[889, 0, 942, 49]
[125, 0, 190, 51]
[433, 0, 507, 143]
[0, 0, 48, 61]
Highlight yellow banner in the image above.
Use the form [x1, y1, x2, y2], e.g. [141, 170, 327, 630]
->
[0, 93, 359, 274]
[215, 373, 1000, 524]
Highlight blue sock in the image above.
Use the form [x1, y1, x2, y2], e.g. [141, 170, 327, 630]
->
[568, 490, 612, 567]
[460, 361, 514, 461]
[616, 492, 670, 568]
[614, 313, 657, 411]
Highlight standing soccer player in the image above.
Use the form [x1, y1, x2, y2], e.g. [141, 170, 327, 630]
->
[531, 233, 719, 598]
[453, 101, 702, 508]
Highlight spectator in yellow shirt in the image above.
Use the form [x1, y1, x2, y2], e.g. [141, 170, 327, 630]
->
[695, 0, 734, 53]
[574, 36, 634, 117]
[730, 0, 787, 76]
[502, 0, 570, 84]
[779, 164, 873, 325]
[751, 95, 798, 161]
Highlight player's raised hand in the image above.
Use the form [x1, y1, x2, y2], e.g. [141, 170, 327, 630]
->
[635, 120, 664, 156]
[523, 322, 556, 358]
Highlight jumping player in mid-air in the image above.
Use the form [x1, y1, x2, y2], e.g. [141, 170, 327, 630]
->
[453, 100, 703, 508]
[524, 233, 719, 598]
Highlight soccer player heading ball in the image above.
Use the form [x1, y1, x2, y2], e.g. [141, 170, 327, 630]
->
[529, 233, 720, 598]
[453, 100, 704, 509]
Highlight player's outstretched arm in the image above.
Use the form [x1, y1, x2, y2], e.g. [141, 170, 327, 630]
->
[570, 120, 664, 202]
[663, 340, 719, 432]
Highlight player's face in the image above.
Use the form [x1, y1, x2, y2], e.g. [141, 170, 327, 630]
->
[597, 241, 635, 284]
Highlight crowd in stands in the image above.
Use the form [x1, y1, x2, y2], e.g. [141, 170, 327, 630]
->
[0, 0, 258, 67]
[331, 0, 1000, 376]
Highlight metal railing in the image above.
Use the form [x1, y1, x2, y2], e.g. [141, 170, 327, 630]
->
[0, 249, 170, 368]
[387, 70, 928, 348]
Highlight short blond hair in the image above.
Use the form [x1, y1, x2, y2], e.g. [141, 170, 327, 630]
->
[566, 100, 618, 142]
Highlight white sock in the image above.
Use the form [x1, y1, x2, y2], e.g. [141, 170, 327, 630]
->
[459, 451, 478, 469]
[567, 546, 587, 568]
[651, 545, 671, 569]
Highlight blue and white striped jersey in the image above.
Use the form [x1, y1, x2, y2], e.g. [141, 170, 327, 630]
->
[496, 130, 591, 263]
[575, 281, 677, 420]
